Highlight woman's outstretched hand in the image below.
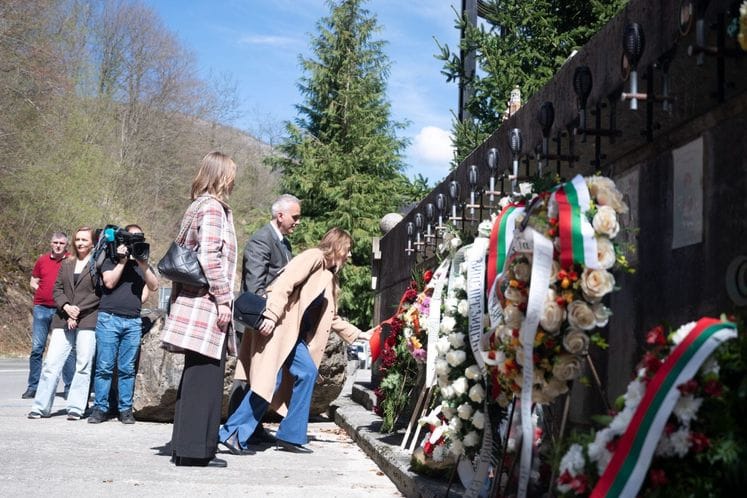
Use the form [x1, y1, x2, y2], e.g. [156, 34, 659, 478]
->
[357, 328, 374, 341]
[258, 317, 275, 336]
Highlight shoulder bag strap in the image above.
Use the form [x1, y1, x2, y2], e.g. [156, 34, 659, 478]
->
[175, 196, 211, 245]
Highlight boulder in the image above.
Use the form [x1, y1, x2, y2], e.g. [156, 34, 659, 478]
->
[133, 314, 346, 421]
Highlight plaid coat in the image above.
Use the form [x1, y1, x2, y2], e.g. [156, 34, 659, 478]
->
[233, 248, 360, 416]
[160, 195, 238, 360]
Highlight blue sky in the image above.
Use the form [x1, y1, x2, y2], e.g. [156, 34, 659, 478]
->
[146, 0, 460, 185]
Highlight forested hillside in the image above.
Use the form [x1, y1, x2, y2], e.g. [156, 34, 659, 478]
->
[0, 0, 279, 353]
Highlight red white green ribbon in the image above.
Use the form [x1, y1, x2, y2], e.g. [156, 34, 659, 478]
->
[553, 175, 600, 270]
[487, 203, 525, 296]
[591, 318, 737, 498]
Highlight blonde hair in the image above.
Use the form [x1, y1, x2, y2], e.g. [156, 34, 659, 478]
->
[190, 151, 237, 200]
[318, 227, 353, 267]
[73, 226, 94, 259]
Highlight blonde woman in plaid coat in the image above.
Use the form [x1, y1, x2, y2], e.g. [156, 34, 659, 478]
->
[160, 151, 238, 468]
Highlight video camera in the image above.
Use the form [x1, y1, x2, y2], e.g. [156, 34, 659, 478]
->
[101, 224, 150, 262]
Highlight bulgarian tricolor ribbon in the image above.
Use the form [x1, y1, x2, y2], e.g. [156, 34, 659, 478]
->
[591, 318, 737, 498]
[553, 175, 601, 270]
[486, 203, 525, 296]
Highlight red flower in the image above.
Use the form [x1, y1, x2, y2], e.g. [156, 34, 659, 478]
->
[677, 379, 699, 395]
[703, 379, 723, 397]
[642, 352, 662, 375]
[423, 440, 434, 456]
[646, 325, 667, 346]
[403, 288, 418, 303]
[689, 432, 710, 453]
[648, 468, 668, 487]
[558, 470, 589, 494]
[423, 270, 433, 283]
[606, 436, 620, 453]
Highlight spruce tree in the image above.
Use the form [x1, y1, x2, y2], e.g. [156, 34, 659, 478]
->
[438, 0, 628, 164]
[269, 0, 421, 326]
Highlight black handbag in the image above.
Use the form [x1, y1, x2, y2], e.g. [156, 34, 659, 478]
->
[157, 198, 209, 287]
[233, 291, 267, 329]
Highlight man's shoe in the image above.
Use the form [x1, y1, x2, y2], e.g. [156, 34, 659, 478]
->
[275, 439, 313, 454]
[87, 409, 107, 424]
[27, 411, 43, 419]
[119, 410, 136, 425]
[175, 457, 227, 468]
[67, 411, 82, 421]
[248, 426, 276, 444]
[21, 389, 36, 399]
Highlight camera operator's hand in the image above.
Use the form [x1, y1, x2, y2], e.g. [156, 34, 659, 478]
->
[217, 303, 232, 329]
[115, 243, 129, 261]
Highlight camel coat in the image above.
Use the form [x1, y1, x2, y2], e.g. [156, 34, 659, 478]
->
[234, 248, 360, 416]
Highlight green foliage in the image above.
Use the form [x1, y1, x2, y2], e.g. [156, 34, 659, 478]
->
[269, 0, 423, 326]
[437, 0, 628, 164]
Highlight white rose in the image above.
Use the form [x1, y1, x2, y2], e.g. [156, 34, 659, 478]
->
[437, 376, 450, 388]
[463, 431, 480, 447]
[440, 402, 455, 419]
[452, 275, 467, 291]
[586, 176, 628, 214]
[504, 304, 524, 329]
[580, 268, 616, 302]
[544, 377, 569, 398]
[446, 349, 467, 367]
[440, 315, 457, 334]
[449, 439, 464, 457]
[448, 332, 466, 349]
[498, 196, 512, 209]
[540, 299, 565, 333]
[504, 286, 525, 304]
[471, 410, 485, 430]
[464, 365, 482, 381]
[596, 236, 616, 270]
[566, 300, 597, 330]
[512, 261, 532, 282]
[592, 303, 612, 327]
[448, 416, 463, 434]
[435, 358, 451, 376]
[519, 182, 533, 196]
[552, 354, 584, 381]
[592, 205, 620, 238]
[436, 336, 451, 355]
[452, 377, 469, 396]
[549, 260, 561, 283]
[444, 297, 459, 313]
[563, 329, 590, 354]
[441, 385, 456, 399]
[468, 383, 486, 403]
[451, 236, 462, 249]
[457, 299, 469, 317]
[403, 326, 413, 338]
[457, 402, 474, 420]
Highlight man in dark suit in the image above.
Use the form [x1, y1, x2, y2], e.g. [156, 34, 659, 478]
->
[229, 194, 301, 443]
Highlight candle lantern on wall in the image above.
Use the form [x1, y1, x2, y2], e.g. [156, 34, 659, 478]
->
[414, 212, 424, 252]
[486, 147, 499, 203]
[467, 164, 479, 221]
[573, 65, 593, 141]
[537, 101, 555, 175]
[435, 193, 448, 232]
[623, 22, 646, 110]
[405, 221, 415, 255]
[509, 128, 522, 195]
[448, 180, 461, 223]
[424, 202, 436, 244]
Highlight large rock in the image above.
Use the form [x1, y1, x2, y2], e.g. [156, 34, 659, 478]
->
[133, 314, 346, 421]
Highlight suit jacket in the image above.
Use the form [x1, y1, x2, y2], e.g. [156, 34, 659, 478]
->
[160, 195, 238, 360]
[52, 257, 101, 330]
[234, 248, 360, 416]
[241, 222, 292, 295]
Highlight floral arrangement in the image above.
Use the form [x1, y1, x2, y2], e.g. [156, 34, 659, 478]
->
[738, 1, 747, 51]
[555, 317, 746, 497]
[375, 271, 433, 432]
[418, 226, 488, 463]
[482, 175, 630, 408]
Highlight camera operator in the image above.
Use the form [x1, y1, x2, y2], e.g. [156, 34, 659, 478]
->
[88, 224, 158, 424]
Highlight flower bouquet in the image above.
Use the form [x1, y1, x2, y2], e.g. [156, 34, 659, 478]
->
[482, 175, 630, 408]
[555, 317, 742, 497]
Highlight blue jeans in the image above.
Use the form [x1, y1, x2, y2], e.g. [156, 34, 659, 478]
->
[219, 340, 317, 447]
[93, 311, 142, 413]
[28, 305, 75, 392]
[32, 327, 96, 416]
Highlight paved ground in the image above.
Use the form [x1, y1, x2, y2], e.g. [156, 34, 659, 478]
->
[0, 358, 403, 497]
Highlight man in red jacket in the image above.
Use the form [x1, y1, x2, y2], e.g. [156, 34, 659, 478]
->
[22, 232, 76, 399]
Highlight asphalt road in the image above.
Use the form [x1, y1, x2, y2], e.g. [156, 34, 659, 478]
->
[0, 358, 402, 497]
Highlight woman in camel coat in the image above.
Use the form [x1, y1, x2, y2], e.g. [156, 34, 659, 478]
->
[220, 227, 371, 453]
